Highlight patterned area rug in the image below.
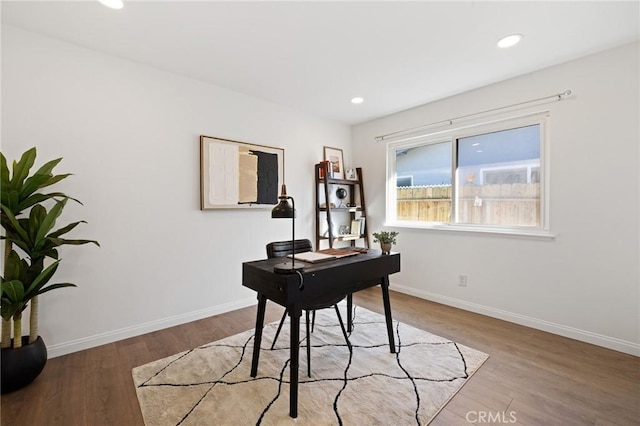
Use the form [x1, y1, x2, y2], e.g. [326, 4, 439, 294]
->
[132, 304, 488, 425]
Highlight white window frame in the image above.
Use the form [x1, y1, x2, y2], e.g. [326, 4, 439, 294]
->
[386, 111, 553, 239]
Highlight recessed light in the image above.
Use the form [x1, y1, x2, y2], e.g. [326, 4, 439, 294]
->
[476, 150, 483, 153]
[472, 143, 480, 147]
[98, 0, 124, 9]
[351, 97, 364, 104]
[497, 34, 523, 49]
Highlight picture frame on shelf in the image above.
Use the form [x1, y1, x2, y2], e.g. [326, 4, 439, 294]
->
[323, 146, 345, 179]
[350, 219, 361, 236]
[345, 168, 358, 180]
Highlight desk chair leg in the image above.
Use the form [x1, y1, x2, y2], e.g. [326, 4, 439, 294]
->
[334, 304, 352, 353]
[305, 310, 311, 377]
[274, 306, 349, 377]
[270, 310, 288, 350]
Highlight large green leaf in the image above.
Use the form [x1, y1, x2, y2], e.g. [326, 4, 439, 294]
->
[39, 173, 72, 189]
[34, 198, 67, 245]
[46, 220, 85, 239]
[49, 237, 100, 247]
[39, 247, 58, 260]
[2, 234, 30, 256]
[0, 299, 26, 321]
[24, 260, 60, 297]
[1, 300, 19, 321]
[16, 192, 80, 213]
[3, 250, 28, 282]
[20, 174, 51, 198]
[1, 280, 25, 303]
[27, 205, 47, 245]
[22, 171, 71, 200]
[0, 153, 9, 188]
[9, 148, 36, 188]
[29, 158, 62, 181]
[0, 205, 30, 243]
[20, 173, 54, 198]
[37, 282, 76, 296]
[0, 189, 20, 212]
[0, 278, 28, 321]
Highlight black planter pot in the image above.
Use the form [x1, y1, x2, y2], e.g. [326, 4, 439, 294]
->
[1, 336, 48, 394]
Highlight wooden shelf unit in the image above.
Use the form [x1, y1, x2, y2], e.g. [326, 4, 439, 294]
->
[315, 163, 370, 249]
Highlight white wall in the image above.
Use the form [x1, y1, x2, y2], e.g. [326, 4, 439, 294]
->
[1, 26, 351, 357]
[352, 42, 640, 355]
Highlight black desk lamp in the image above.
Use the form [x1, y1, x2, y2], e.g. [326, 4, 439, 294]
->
[271, 184, 305, 274]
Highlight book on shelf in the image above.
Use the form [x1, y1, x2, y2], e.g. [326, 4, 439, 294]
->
[337, 234, 359, 241]
[318, 160, 332, 179]
[350, 218, 366, 236]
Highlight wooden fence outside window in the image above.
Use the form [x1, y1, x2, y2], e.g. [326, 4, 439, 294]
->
[396, 183, 540, 226]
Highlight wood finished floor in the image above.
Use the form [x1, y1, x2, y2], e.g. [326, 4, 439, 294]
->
[1, 289, 638, 425]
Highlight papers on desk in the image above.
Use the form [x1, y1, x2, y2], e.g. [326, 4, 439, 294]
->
[317, 248, 360, 258]
[287, 251, 336, 263]
[287, 249, 361, 264]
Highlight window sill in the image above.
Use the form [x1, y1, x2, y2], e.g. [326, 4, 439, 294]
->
[384, 221, 556, 240]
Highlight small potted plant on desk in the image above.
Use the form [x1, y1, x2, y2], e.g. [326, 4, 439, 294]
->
[372, 231, 399, 255]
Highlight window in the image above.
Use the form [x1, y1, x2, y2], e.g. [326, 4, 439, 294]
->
[387, 113, 550, 236]
[396, 176, 414, 187]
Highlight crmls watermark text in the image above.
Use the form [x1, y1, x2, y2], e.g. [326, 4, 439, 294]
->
[465, 411, 517, 423]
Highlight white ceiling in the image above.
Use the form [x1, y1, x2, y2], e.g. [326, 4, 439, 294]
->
[3, 1, 639, 125]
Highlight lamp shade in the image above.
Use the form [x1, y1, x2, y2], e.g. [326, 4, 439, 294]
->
[270, 185, 303, 274]
[271, 198, 295, 219]
[271, 184, 295, 218]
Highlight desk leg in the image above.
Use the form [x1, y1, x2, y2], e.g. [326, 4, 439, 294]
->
[380, 276, 396, 353]
[250, 294, 267, 377]
[347, 293, 353, 332]
[289, 306, 302, 418]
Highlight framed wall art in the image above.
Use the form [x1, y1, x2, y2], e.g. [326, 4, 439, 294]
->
[200, 135, 284, 210]
[323, 146, 345, 179]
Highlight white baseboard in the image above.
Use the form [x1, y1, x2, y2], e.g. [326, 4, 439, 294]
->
[48, 287, 639, 358]
[47, 297, 257, 358]
[391, 283, 640, 357]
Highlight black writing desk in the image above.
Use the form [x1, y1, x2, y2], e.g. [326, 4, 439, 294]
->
[242, 250, 400, 418]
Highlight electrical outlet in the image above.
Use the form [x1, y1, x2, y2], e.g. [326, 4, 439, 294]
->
[458, 274, 468, 287]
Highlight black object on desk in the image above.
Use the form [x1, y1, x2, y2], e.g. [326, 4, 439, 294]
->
[242, 250, 400, 418]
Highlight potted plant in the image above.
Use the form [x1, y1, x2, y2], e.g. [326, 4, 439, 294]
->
[372, 231, 399, 255]
[1, 147, 99, 393]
